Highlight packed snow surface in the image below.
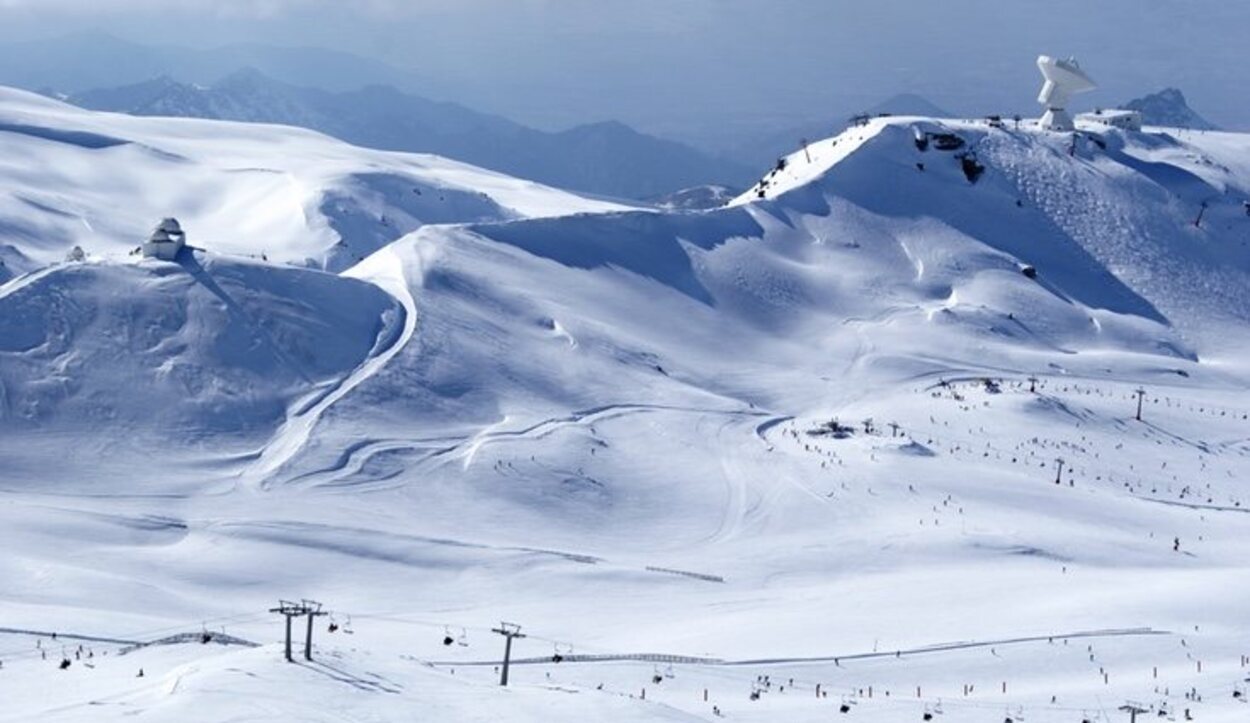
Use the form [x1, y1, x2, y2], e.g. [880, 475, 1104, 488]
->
[3, 95, 1250, 722]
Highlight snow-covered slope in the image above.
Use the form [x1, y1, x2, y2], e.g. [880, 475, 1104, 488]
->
[0, 252, 403, 489]
[4, 105, 1250, 723]
[0, 86, 628, 272]
[735, 115, 1250, 355]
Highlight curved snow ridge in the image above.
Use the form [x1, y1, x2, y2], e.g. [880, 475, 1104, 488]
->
[247, 243, 420, 488]
[729, 117, 896, 205]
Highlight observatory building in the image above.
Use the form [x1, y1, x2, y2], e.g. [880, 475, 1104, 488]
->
[1036, 55, 1096, 132]
[142, 217, 186, 260]
[1077, 109, 1143, 132]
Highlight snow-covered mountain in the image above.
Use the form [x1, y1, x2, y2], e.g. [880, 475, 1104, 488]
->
[1123, 88, 1218, 130]
[65, 70, 754, 199]
[0, 86, 626, 273]
[4, 91, 1250, 722]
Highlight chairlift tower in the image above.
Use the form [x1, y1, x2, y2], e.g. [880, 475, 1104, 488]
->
[300, 599, 328, 661]
[492, 622, 527, 686]
[1119, 702, 1148, 723]
[269, 600, 310, 662]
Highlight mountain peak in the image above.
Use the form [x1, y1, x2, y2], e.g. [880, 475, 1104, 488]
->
[1123, 87, 1218, 130]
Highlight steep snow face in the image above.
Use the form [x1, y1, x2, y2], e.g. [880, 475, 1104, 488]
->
[0, 86, 629, 272]
[0, 252, 402, 489]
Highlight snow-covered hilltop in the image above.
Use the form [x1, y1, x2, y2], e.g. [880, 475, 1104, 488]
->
[4, 88, 1250, 723]
[0, 86, 627, 274]
[734, 114, 1250, 355]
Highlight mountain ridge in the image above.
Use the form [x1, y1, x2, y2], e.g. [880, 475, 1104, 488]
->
[66, 70, 754, 199]
[1123, 87, 1218, 130]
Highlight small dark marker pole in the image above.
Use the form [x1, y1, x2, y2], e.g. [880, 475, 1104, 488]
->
[1135, 388, 1147, 421]
[1028, 376, 1038, 393]
[1055, 458, 1065, 485]
[800, 138, 812, 164]
[493, 622, 526, 686]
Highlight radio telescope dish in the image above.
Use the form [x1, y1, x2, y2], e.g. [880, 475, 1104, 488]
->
[1037, 55, 1096, 132]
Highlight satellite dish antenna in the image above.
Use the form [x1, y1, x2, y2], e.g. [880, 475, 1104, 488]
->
[1036, 55, 1096, 131]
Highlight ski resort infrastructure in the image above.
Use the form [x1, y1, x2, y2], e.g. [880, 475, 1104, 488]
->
[2, 66, 1250, 723]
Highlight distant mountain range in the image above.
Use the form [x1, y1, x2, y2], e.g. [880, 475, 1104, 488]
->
[61, 69, 752, 200]
[0, 30, 425, 95]
[1123, 88, 1218, 130]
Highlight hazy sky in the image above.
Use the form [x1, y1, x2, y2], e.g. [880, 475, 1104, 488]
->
[0, 0, 1245, 142]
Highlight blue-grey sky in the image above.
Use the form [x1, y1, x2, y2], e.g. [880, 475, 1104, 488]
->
[0, 0, 1245, 143]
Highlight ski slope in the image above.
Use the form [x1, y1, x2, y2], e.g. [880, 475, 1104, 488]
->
[3, 98, 1250, 722]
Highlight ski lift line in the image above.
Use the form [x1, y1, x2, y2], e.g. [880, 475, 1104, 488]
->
[340, 611, 590, 650]
[424, 627, 1169, 671]
[0, 626, 142, 647]
[0, 611, 272, 660]
[726, 628, 1168, 667]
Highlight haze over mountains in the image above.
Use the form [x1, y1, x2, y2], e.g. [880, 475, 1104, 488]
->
[2, 31, 1230, 202]
[0, 30, 422, 96]
[62, 69, 753, 200]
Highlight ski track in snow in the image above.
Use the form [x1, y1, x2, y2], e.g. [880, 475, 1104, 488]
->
[249, 244, 419, 489]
